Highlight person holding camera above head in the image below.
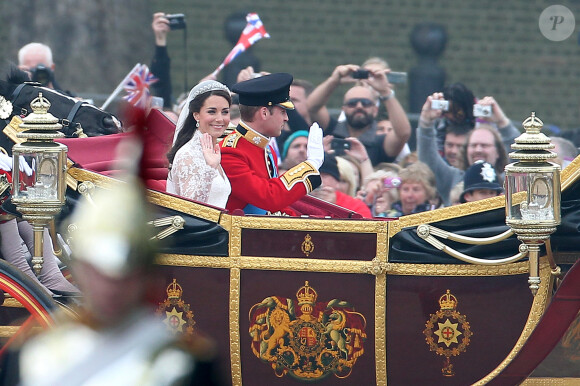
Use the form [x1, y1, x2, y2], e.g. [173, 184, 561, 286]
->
[17, 42, 74, 97]
[417, 92, 518, 206]
[221, 73, 324, 215]
[307, 64, 411, 168]
[150, 12, 174, 110]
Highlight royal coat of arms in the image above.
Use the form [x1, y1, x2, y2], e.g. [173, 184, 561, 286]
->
[248, 281, 367, 380]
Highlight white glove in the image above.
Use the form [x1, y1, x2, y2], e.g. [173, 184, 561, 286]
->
[306, 122, 324, 170]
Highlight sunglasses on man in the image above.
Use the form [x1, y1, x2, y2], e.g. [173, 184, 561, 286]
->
[344, 98, 375, 108]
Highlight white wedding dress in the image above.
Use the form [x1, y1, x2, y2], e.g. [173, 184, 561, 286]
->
[166, 130, 231, 208]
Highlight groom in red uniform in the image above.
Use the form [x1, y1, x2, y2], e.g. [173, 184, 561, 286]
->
[221, 73, 324, 215]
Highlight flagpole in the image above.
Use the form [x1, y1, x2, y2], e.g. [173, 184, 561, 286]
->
[100, 63, 141, 110]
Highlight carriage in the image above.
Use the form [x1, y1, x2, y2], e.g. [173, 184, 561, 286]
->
[0, 83, 578, 385]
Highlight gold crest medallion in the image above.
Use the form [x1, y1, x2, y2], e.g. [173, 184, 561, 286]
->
[155, 278, 196, 337]
[423, 289, 472, 376]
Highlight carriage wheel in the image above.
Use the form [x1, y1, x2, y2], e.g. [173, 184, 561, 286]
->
[0, 259, 60, 356]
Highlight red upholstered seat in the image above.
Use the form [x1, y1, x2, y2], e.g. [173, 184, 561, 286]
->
[58, 109, 174, 190]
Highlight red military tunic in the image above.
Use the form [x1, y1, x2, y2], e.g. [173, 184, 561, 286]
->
[221, 122, 321, 214]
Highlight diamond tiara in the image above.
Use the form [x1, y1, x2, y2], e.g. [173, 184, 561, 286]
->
[190, 80, 230, 101]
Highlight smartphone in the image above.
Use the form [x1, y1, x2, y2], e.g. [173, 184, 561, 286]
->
[167, 13, 186, 30]
[351, 69, 370, 79]
[331, 138, 351, 155]
[387, 72, 407, 84]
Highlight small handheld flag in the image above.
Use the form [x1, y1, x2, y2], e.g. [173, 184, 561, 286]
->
[211, 13, 270, 78]
[123, 64, 158, 108]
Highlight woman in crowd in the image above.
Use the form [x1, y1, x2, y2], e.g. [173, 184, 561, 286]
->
[386, 161, 437, 217]
[166, 80, 232, 208]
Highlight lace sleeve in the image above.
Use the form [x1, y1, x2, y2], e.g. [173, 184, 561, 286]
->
[171, 136, 218, 202]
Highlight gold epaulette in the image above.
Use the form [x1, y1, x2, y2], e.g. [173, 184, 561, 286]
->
[222, 131, 242, 148]
[280, 161, 319, 191]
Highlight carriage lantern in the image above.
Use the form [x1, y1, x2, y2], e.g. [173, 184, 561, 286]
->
[504, 112, 560, 295]
[11, 93, 68, 275]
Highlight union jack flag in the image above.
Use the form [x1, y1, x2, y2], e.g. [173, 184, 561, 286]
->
[212, 13, 270, 77]
[123, 64, 158, 108]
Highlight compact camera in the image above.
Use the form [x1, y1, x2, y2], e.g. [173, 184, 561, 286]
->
[30, 65, 53, 86]
[351, 69, 370, 79]
[431, 99, 449, 111]
[473, 104, 493, 117]
[383, 177, 402, 189]
[330, 138, 351, 155]
[387, 72, 407, 84]
[167, 13, 186, 30]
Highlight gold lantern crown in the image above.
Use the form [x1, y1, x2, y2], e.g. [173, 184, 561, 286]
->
[509, 112, 556, 161]
[439, 290, 458, 310]
[296, 281, 318, 305]
[29, 93, 51, 114]
[167, 278, 183, 299]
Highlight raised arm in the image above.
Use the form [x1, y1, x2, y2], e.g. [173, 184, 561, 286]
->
[307, 64, 359, 131]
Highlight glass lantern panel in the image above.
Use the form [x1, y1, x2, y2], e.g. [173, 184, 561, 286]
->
[506, 171, 556, 222]
[13, 151, 59, 201]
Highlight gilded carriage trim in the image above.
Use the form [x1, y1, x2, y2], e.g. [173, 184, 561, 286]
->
[230, 266, 242, 386]
[561, 155, 580, 191]
[522, 377, 580, 385]
[238, 256, 372, 273]
[388, 195, 506, 236]
[68, 167, 120, 189]
[385, 261, 531, 276]
[147, 190, 223, 223]
[376, 274, 387, 386]
[68, 167, 225, 223]
[157, 255, 232, 269]
[230, 214, 386, 233]
[475, 258, 551, 385]
[156, 256, 532, 276]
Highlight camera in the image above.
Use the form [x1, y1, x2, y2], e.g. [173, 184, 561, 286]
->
[351, 69, 370, 79]
[330, 138, 351, 156]
[30, 65, 53, 87]
[167, 13, 186, 30]
[383, 177, 402, 189]
[473, 104, 493, 117]
[431, 99, 449, 111]
[387, 72, 407, 84]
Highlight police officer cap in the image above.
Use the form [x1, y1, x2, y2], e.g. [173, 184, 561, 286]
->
[460, 160, 503, 203]
[232, 73, 295, 110]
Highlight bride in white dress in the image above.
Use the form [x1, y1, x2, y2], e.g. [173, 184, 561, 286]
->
[166, 80, 232, 208]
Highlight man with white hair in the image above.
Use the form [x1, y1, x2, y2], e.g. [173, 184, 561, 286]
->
[17, 42, 73, 96]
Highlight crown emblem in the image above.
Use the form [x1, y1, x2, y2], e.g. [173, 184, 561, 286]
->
[296, 281, 318, 305]
[166, 278, 183, 299]
[522, 112, 543, 135]
[30, 92, 51, 114]
[438, 289, 458, 310]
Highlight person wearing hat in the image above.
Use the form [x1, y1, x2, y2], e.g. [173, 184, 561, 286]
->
[221, 73, 324, 215]
[309, 153, 372, 218]
[279, 130, 309, 173]
[460, 160, 504, 203]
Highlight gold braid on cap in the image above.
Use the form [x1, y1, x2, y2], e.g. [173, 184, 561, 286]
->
[190, 80, 230, 101]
